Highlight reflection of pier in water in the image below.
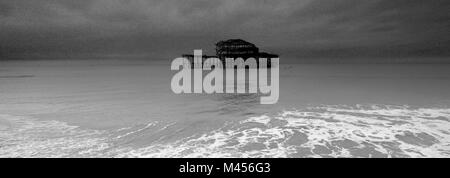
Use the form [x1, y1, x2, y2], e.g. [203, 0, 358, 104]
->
[182, 39, 279, 68]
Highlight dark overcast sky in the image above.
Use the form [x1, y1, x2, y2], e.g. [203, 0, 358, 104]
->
[0, 0, 449, 60]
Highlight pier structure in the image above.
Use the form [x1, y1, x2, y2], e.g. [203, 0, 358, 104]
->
[182, 39, 279, 68]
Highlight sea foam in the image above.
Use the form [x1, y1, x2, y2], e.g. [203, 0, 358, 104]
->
[115, 105, 450, 158]
[1, 104, 449, 158]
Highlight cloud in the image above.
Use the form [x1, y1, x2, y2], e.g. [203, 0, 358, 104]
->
[0, 0, 449, 59]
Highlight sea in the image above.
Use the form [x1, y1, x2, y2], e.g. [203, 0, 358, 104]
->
[0, 59, 449, 157]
